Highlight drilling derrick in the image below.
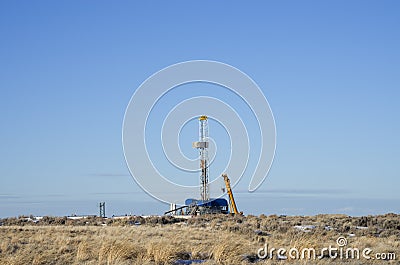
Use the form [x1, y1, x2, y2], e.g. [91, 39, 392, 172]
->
[164, 114, 237, 216]
[192, 115, 210, 201]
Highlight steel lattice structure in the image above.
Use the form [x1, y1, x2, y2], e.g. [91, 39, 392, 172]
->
[193, 115, 210, 201]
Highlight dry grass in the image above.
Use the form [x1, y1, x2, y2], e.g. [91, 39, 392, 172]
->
[0, 214, 398, 264]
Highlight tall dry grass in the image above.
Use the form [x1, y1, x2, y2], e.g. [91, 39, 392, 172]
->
[0, 213, 398, 264]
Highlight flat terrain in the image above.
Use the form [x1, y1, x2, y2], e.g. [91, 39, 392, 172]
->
[0, 214, 398, 264]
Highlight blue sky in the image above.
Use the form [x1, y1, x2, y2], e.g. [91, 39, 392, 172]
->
[0, 1, 399, 217]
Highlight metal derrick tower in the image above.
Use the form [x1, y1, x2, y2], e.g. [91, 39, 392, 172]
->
[192, 115, 210, 201]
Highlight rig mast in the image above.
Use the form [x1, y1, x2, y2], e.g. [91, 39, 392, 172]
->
[192, 115, 210, 201]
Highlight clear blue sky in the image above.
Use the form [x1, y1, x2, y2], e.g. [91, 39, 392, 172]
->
[0, 1, 399, 217]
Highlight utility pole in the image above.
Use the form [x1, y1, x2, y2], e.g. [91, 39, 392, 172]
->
[99, 202, 106, 218]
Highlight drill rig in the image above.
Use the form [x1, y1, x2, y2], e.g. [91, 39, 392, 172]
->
[165, 116, 242, 216]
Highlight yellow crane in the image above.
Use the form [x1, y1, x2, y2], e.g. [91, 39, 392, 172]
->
[222, 173, 242, 215]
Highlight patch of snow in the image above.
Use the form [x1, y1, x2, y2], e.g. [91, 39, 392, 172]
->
[294, 225, 316, 232]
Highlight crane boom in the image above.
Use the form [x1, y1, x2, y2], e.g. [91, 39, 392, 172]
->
[222, 173, 240, 214]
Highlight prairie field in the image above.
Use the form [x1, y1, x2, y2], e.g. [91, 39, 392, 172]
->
[0, 214, 398, 265]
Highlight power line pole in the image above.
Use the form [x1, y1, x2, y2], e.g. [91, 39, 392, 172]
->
[99, 202, 106, 218]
